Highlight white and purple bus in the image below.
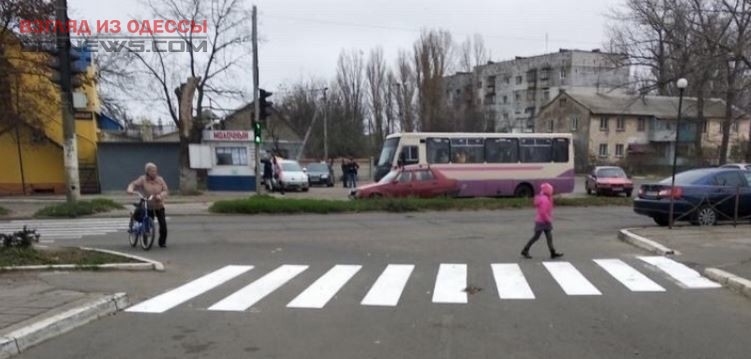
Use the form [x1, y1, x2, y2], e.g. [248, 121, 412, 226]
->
[374, 132, 575, 197]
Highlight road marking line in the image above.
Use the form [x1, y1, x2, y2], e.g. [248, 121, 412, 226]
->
[543, 262, 602, 296]
[287, 265, 361, 309]
[361, 264, 414, 306]
[209, 265, 308, 311]
[594, 259, 665, 292]
[491, 263, 535, 299]
[126, 265, 253, 313]
[638, 256, 721, 289]
[432, 264, 468, 303]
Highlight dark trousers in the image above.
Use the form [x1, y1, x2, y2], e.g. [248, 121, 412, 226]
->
[523, 223, 555, 254]
[148, 208, 168, 246]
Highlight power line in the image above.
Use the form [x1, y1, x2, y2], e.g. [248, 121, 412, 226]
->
[263, 13, 603, 46]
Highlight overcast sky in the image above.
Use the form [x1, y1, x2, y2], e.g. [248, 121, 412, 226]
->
[70, 0, 624, 118]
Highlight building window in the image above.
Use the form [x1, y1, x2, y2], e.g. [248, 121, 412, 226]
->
[702, 121, 708, 133]
[543, 90, 550, 102]
[215, 147, 248, 166]
[549, 120, 554, 132]
[599, 144, 608, 158]
[571, 116, 578, 131]
[515, 76, 523, 85]
[503, 95, 508, 104]
[515, 93, 521, 102]
[504, 76, 511, 84]
[616, 116, 625, 131]
[637, 117, 646, 132]
[600, 117, 609, 131]
[560, 68, 567, 80]
[615, 144, 624, 158]
[527, 91, 536, 102]
[560, 97, 567, 107]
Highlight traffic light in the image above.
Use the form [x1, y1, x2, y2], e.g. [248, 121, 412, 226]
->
[253, 121, 262, 144]
[46, 46, 89, 88]
[259, 89, 273, 121]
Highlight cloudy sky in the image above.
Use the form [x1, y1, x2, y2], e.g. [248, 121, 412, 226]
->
[70, 0, 624, 117]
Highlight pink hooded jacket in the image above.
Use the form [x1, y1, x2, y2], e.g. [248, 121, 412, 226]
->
[534, 183, 554, 224]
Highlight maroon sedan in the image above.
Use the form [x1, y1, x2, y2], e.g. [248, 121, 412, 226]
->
[351, 165, 459, 199]
[585, 166, 634, 197]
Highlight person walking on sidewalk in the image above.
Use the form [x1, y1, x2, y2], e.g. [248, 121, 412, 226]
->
[126, 162, 169, 248]
[341, 158, 349, 188]
[521, 182, 563, 259]
[348, 157, 360, 189]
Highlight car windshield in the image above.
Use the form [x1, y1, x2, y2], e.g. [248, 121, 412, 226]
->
[378, 170, 399, 184]
[281, 162, 303, 172]
[659, 170, 712, 185]
[597, 168, 626, 178]
[377, 137, 399, 167]
[307, 163, 328, 172]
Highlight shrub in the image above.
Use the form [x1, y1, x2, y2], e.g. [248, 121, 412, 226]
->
[34, 199, 124, 218]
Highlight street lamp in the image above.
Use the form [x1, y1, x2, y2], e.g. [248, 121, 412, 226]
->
[668, 78, 688, 229]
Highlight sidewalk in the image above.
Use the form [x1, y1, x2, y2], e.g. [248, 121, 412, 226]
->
[0, 273, 127, 358]
[628, 225, 751, 281]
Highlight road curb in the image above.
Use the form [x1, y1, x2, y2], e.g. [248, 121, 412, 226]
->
[618, 228, 678, 256]
[704, 268, 751, 300]
[0, 248, 165, 272]
[0, 293, 128, 359]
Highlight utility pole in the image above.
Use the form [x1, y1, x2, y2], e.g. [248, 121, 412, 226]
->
[323, 87, 329, 161]
[56, 0, 80, 202]
[14, 75, 27, 195]
[252, 5, 260, 194]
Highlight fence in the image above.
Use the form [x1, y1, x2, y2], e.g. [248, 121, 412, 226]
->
[661, 187, 751, 227]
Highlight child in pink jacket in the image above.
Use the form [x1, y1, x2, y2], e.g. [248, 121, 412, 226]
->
[521, 183, 564, 259]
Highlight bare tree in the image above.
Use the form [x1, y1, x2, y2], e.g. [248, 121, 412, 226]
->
[366, 47, 386, 149]
[458, 34, 491, 72]
[413, 29, 454, 131]
[336, 49, 367, 152]
[395, 49, 416, 132]
[118, 0, 251, 192]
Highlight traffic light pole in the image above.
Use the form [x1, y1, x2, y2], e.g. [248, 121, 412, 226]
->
[56, 0, 80, 202]
[252, 5, 260, 195]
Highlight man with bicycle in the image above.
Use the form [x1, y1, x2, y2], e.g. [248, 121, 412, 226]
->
[127, 162, 169, 248]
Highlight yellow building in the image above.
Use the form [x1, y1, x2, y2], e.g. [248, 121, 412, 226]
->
[0, 37, 101, 194]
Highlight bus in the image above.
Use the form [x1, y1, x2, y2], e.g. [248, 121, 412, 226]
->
[374, 132, 575, 197]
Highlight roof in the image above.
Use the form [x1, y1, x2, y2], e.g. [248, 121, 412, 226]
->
[554, 90, 743, 119]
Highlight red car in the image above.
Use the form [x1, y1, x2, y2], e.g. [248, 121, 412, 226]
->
[351, 165, 459, 199]
[585, 166, 634, 197]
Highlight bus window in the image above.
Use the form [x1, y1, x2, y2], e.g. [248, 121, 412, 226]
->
[485, 138, 519, 163]
[427, 138, 451, 164]
[552, 138, 569, 163]
[399, 146, 419, 165]
[520, 138, 553, 163]
[378, 137, 399, 167]
[450, 138, 484, 163]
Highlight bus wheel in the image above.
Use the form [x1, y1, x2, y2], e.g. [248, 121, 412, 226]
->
[514, 184, 534, 198]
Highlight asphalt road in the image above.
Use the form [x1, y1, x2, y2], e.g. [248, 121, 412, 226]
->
[12, 207, 751, 359]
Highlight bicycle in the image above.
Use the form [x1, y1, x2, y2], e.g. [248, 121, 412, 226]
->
[128, 193, 157, 250]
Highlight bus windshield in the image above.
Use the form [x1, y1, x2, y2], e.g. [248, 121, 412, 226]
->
[377, 138, 399, 167]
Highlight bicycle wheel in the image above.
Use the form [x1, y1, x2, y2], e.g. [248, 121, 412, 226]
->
[140, 218, 156, 250]
[128, 217, 139, 248]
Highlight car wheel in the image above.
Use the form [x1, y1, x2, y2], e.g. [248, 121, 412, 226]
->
[514, 184, 534, 198]
[302, 187, 309, 192]
[625, 190, 633, 197]
[694, 205, 717, 226]
[653, 216, 669, 227]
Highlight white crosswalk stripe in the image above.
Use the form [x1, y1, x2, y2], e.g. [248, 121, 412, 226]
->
[638, 256, 721, 289]
[594, 259, 666, 292]
[361, 264, 414, 306]
[287, 265, 362, 309]
[432, 264, 468, 304]
[0, 218, 130, 241]
[492, 263, 535, 299]
[126, 265, 253, 313]
[126, 259, 722, 315]
[543, 262, 602, 295]
[209, 265, 308, 312]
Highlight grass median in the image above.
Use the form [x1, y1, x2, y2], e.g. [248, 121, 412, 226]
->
[0, 206, 8, 216]
[210, 195, 632, 215]
[0, 247, 137, 268]
[34, 198, 124, 218]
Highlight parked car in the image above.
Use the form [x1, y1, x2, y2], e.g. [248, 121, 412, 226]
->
[305, 162, 334, 187]
[720, 163, 751, 170]
[269, 159, 309, 192]
[585, 166, 634, 197]
[350, 165, 459, 199]
[633, 168, 751, 226]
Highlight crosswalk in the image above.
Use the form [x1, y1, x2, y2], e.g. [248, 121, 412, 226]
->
[126, 256, 722, 314]
[0, 218, 129, 242]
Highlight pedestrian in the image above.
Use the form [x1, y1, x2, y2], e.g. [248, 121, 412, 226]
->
[348, 157, 360, 188]
[262, 155, 273, 191]
[341, 158, 349, 188]
[272, 155, 285, 195]
[521, 183, 564, 259]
